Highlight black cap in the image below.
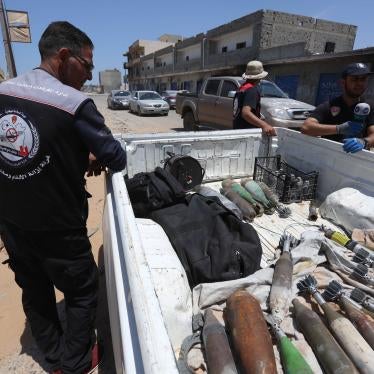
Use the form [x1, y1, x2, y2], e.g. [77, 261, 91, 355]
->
[342, 63, 370, 78]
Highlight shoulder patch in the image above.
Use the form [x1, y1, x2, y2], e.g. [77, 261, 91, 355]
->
[0, 110, 39, 167]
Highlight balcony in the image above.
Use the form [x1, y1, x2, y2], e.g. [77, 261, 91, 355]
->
[174, 58, 202, 73]
[154, 65, 174, 75]
[205, 46, 255, 69]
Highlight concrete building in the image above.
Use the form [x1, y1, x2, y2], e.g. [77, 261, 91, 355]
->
[99, 69, 122, 93]
[266, 47, 374, 105]
[124, 35, 183, 86]
[124, 9, 358, 97]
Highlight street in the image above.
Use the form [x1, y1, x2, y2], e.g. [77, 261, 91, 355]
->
[0, 94, 183, 374]
[90, 94, 184, 134]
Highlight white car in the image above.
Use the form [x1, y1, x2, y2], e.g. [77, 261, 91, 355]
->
[129, 90, 169, 116]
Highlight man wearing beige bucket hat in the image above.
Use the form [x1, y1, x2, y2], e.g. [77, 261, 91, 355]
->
[233, 60, 276, 135]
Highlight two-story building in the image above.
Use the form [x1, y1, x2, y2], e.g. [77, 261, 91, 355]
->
[124, 9, 360, 101]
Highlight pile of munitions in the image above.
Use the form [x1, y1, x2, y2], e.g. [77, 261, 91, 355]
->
[196, 179, 292, 222]
[200, 233, 374, 374]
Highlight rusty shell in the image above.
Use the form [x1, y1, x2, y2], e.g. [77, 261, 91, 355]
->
[202, 309, 238, 374]
[225, 290, 277, 374]
[223, 189, 256, 221]
[341, 297, 374, 350]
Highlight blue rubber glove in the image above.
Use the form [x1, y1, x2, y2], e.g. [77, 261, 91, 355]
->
[343, 138, 366, 153]
[336, 121, 363, 137]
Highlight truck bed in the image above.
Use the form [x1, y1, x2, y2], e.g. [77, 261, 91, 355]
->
[103, 128, 374, 373]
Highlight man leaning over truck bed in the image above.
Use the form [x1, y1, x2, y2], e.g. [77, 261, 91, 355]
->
[0, 21, 127, 374]
[301, 62, 374, 153]
[233, 60, 277, 136]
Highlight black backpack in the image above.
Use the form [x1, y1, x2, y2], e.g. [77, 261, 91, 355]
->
[150, 194, 262, 287]
[125, 167, 186, 218]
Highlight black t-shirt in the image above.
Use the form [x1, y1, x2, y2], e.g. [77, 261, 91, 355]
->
[233, 84, 261, 129]
[311, 96, 374, 142]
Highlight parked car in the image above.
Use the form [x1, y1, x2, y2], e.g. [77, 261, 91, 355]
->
[175, 77, 315, 131]
[160, 90, 178, 109]
[129, 91, 169, 116]
[107, 90, 131, 109]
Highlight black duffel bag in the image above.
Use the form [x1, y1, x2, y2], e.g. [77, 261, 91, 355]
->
[125, 167, 186, 218]
[150, 193, 262, 287]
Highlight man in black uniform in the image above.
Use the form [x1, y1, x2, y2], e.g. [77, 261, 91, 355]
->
[0, 22, 127, 374]
[233, 60, 276, 136]
[301, 62, 374, 153]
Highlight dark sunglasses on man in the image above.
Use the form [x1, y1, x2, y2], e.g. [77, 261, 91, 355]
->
[70, 52, 94, 72]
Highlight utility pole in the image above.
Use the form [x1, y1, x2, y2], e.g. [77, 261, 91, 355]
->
[0, 0, 17, 78]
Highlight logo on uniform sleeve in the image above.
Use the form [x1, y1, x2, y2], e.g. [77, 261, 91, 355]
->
[330, 106, 341, 117]
[0, 110, 39, 167]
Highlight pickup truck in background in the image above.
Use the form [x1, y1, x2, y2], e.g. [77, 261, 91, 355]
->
[175, 76, 315, 131]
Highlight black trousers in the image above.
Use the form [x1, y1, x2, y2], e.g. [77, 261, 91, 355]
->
[1, 223, 99, 374]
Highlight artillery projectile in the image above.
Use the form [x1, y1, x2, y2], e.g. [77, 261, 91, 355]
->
[256, 181, 291, 218]
[292, 299, 358, 374]
[297, 275, 374, 373]
[222, 180, 263, 216]
[222, 189, 256, 222]
[269, 233, 298, 323]
[341, 298, 374, 349]
[323, 280, 374, 349]
[241, 178, 274, 214]
[266, 314, 313, 374]
[202, 308, 238, 374]
[308, 201, 318, 221]
[225, 290, 277, 374]
[351, 288, 374, 314]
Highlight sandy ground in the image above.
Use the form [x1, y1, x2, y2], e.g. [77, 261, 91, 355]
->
[0, 95, 183, 373]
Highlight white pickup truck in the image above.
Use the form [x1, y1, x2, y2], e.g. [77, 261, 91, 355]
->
[102, 128, 374, 373]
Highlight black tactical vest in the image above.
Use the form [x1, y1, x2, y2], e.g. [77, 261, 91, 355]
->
[0, 69, 91, 230]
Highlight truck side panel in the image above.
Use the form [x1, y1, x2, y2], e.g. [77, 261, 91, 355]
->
[123, 129, 271, 180]
[276, 128, 374, 200]
[103, 174, 178, 374]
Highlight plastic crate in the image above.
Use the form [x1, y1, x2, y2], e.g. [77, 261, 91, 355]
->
[253, 155, 318, 203]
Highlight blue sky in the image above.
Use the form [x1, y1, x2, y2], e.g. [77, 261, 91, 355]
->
[1, 0, 373, 84]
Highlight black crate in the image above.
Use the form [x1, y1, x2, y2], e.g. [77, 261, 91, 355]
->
[253, 155, 318, 203]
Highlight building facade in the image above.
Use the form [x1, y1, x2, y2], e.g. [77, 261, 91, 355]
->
[99, 69, 122, 93]
[124, 9, 358, 98]
[266, 48, 374, 105]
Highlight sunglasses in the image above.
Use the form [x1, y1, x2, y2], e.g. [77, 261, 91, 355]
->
[71, 54, 94, 73]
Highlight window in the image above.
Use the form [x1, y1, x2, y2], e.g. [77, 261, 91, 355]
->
[220, 81, 237, 97]
[236, 42, 246, 50]
[324, 42, 336, 53]
[222, 46, 227, 53]
[186, 56, 189, 61]
[204, 80, 220, 96]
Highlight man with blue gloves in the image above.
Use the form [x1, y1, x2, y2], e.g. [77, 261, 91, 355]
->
[301, 62, 373, 153]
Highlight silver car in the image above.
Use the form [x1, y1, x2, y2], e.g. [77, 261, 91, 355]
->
[129, 91, 169, 116]
[107, 90, 131, 109]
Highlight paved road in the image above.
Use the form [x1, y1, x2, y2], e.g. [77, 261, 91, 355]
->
[90, 94, 184, 134]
